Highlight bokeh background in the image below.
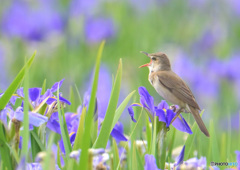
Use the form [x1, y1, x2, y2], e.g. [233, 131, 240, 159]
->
[1, 0, 240, 162]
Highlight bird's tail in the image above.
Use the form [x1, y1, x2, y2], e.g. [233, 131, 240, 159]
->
[189, 106, 210, 137]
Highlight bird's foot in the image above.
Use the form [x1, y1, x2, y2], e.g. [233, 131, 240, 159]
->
[170, 105, 177, 112]
[170, 108, 183, 125]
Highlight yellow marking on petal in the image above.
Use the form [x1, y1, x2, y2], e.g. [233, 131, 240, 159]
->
[132, 103, 142, 106]
[69, 132, 75, 137]
[71, 113, 77, 118]
[163, 108, 166, 112]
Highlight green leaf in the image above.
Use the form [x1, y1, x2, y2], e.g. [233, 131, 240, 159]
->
[145, 114, 152, 154]
[167, 128, 176, 161]
[132, 142, 138, 170]
[0, 123, 13, 170]
[209, 119, 220, 162]
[111, 90, 136, 130]
[136, 148, 144, 170]
[57, 144, 62, 169]
[31, 129, 42, 161]
[112, 139, 120, 170]
[73, 107, 86, 150]
[43, 133, 56, 170]
[79, 41, 105, 169]
[41, 79, 47, 95]
[0, 51, 36, 111]
[69, 86, 76, 112]
[30, 130, 45, 151]
[151, 116, 157, 156]
[21, 57, 30, 158]
[184, 110, 204, 160]
[93, 58, 122, 149]
[57, 87, 72, 155]
[74, 84, 82, 106]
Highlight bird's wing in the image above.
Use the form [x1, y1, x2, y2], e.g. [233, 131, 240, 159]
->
[157, 71, 201, 110]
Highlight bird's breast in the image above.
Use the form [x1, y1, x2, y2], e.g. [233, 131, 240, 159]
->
[149, 73, 186, 107]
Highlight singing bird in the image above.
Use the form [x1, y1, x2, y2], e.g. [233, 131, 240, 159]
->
[139, 51, 210, 137]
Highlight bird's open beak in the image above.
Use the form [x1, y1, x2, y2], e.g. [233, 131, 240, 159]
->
[139, 51, 151, 68]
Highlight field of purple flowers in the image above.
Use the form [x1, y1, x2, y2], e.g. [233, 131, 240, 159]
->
[0, 0, 240, 169]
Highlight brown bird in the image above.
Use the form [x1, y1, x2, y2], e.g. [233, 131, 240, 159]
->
[139, 51, 210, 137]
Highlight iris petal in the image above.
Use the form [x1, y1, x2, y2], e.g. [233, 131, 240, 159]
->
[175, 145, 185, 166]
[111, 128, 128, 141]
[166, 109, 175, 127]
[128, 106, 137, 122]
[138, 87, 155, 113]
[144, 154, 160, 170]
[51, 79, 64, 92]
[156, 109, 166, 123]
[29, 88, 41, 102]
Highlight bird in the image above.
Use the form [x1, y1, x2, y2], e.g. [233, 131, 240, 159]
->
[139, 51, 210, 137]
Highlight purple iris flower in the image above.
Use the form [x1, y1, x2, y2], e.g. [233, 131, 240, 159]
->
[0, 46, 9, 91]
[15, 79, 70, 108]
[110, 122, 128, 142]
[69, 148, 109, 169]
[1, 1, 64, 41]
[183, 157, 207, 169]
[69, 0, 98, 16]
[8, 107, 48, 127]
[144, 154, 161, 170]
[128, 87, 192, 134]
[174, 145, 185, 166]
[84, 17, 116, 44]
[228, 0, 240, 16]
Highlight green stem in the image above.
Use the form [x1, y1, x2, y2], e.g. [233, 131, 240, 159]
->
[151, 116, 157, 156]
[156, 122, 167, 169]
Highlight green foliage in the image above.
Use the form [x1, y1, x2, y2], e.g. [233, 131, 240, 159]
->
[93, 58, 122, 148]
[0, 52, 36, 110]
[79, 41, 105, 169]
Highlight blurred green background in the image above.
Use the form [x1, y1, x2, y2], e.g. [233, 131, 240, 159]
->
[0, 0, 240, 163]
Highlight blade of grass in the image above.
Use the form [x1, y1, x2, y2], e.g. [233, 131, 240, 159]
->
[41, 79, 47, 95]
[57, 144, 62, 169]
[151, 116, 157, 156]
[93, 59, 122, 149]
[31, 128, 42, 161]
[57, 87, 72, 156]
[167, 127, 176, 161]
[21, 57, 30, 159]
[136, 147, 144, 170]
[0, 52, 36, 110]
[132, 142, 138, 170]
[30, 130, 45, 151]
[113, 139, 120, 170]
[116, 108, 144, 170]
[69, 86, 76, 112]
[74, 84, 82, 106]
[111, 90, 136, 130]
[0, 123, 13, 170]
[79, 41, 105, 169]
[145, 114, 152, 154]
[209, 119, 220, 162]
[184, 110, 205, 160]
[73, 107, 86, 150]
[43, 133, 55, 170]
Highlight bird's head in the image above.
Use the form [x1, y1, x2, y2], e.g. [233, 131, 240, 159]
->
[139, 51, 171, 72]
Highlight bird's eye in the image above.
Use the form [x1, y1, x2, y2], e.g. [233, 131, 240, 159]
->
[152, 57, 156, 61]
